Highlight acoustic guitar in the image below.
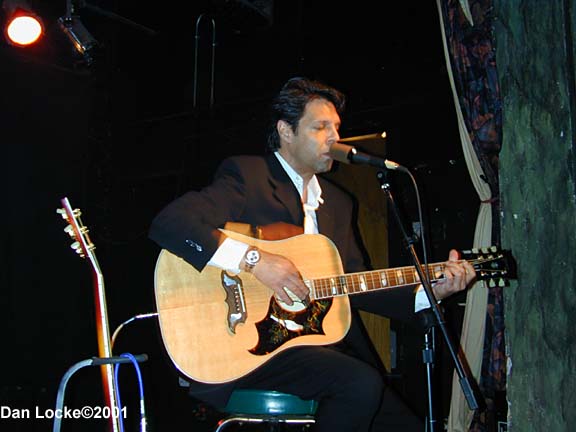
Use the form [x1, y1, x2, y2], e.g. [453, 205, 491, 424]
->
[154, 229, 513, 384]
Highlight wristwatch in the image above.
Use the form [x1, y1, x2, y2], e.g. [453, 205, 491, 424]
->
[244, 246, 261, 272]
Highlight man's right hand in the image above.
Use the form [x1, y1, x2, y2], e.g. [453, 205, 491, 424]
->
[247, 249, 309, 306]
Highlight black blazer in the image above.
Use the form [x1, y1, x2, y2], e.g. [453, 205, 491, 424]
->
[148, 154, 418, 403]
[149, 155, 364, 272]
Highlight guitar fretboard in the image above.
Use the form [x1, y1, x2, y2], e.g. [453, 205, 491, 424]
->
[309, 263, 448, 300]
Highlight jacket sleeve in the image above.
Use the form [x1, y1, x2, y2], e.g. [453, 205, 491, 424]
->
[148, 158, 247, 271]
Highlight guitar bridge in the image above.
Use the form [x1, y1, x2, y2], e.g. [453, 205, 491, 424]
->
[221, 271, 247, 333]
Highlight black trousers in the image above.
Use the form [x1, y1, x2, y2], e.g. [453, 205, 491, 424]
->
[222, 346, 424, 432]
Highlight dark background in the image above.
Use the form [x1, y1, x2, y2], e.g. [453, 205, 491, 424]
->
[1, 1, 477, 430]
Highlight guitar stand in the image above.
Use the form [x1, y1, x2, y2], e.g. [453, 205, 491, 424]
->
[53, 354, 148, 432]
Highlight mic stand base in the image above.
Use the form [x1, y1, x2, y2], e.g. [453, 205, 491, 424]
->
[423, 327, 438, 432]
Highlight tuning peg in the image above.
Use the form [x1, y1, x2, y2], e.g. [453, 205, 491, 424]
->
[70, 241, 85, 257]
[64, 225, 75, 237]
[56, 208, 68, 220]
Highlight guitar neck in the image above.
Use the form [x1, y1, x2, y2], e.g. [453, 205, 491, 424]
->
[309, 262, 449, 300]
[89, 250, 121, 432]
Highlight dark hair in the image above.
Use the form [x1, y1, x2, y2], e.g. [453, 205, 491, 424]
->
[266, 77, 346, 152]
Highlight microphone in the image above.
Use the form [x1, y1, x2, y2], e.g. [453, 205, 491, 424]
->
[329, 142, 407, 172]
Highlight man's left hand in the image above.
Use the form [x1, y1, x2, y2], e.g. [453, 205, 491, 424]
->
[432, 249, 476, 300]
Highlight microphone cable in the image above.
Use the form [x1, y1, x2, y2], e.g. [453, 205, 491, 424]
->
[114, 353, 147, 432]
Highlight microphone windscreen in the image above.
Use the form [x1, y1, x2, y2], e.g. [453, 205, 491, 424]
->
[329, 142, 354, 164]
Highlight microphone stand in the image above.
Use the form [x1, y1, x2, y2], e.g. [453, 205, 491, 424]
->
[423, 326, 437, 431]
[376, 169, 484, 431]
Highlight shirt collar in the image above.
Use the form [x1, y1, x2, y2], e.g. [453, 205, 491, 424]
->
[274, 152, 324, 208]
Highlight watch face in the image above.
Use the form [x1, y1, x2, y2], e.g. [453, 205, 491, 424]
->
[246, 249, 260, 265]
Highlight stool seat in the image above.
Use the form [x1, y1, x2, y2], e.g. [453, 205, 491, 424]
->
[215, 389, 317, 431]
[225, 389, 317, 415]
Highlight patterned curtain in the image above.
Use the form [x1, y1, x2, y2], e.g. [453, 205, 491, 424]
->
[437, 0, 505, 431]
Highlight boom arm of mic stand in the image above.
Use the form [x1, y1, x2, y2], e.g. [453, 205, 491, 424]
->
[376, 170, 484, 412]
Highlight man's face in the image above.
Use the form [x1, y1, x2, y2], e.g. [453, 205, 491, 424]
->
[278, 98, 341, 179]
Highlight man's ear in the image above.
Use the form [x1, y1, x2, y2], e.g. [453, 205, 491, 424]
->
[277, 120, 293, 142]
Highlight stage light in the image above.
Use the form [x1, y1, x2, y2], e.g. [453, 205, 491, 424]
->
[3, 0, 44, 46]
[57, 15, 98, 64]
[53, 0, 99, 65]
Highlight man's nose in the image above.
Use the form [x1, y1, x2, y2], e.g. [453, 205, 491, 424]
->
[328, 126, 340, 142]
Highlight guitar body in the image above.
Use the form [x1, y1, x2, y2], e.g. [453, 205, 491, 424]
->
[154, 231, 351, 384]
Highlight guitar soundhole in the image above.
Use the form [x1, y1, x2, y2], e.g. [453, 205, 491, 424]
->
[249, 298, 333, 355]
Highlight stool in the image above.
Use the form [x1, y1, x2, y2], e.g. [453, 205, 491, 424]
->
[215, 389, 317, 431]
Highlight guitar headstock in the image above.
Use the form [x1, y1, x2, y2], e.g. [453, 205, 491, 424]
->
[56, 197, 94, 259]
[461, 246, 517, 287]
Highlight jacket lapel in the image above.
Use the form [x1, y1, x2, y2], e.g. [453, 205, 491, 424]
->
[266, 155, 304, 226]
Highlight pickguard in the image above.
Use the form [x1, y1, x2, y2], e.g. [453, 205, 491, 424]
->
[249, 297, 333, 355]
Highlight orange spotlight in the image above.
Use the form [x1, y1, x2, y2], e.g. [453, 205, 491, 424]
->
[3, 0, 43, 47]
